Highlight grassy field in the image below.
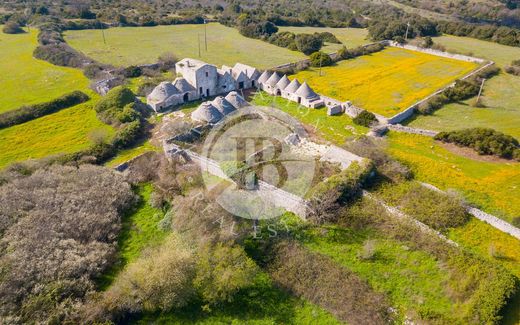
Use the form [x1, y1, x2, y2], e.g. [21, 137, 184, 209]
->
[304, 226, 457, 320]
[105, 140, 160, 167]
[251, 92, 367, 143]
[0, 101, 113, 169]
[277, 26, 370, 52]
[386, 132, 520, 223]
[65, 23, 306, 69]
[0, 27, 91, 113]
[407, 35, 520, 138]
[292, 47, 478, 117]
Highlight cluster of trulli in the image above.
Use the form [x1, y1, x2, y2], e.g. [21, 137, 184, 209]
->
[191, 91, 249, 124]
[257, 71, 324, 108]
[147, 58, 259, 112]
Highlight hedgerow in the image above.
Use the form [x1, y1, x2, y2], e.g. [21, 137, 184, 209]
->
[0, 91, 89, 129]
[434, 128, 520, 160]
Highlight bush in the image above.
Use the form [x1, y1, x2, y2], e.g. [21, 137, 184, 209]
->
[338, 43, 385, 60]
[83, 63, 107, 79]
[434, 128, 520, 159]
[295, 33, 323, 55]
[505, 60, 520, 76]
[97, 235, 195, 319]
[194, 243, 258, 306]
[309, 51, 333, 67]
[315, 31, 341, 44]
[0, 91, 89, 128]
[122, 65, 142, 78]
[307, 161, 373, 224]
[2, 21, 24, 34]
[221, 160, 256, 189]
[113, 120, 143, 148]
[95, 86, 138, 124]
[158, 52, 178, 71]
[353, 110, 377, 127]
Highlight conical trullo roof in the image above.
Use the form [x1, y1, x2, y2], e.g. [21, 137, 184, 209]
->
[265, 72, 281, 86]
[276, 75, 291, 90]
[191, 102, 223, 124]
[295, 82, 319, 99]
[173, 77, 195, 93]
[212, 96, 237, 115]
[258, 71, 272, 84]
[225, 91, 249, 108]
[284, 79, 301, 94]
[149, 81, 178, 101]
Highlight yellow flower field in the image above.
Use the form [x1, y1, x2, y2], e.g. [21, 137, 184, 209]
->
[387, 132, 520, 223]
[292, 47, 478, 117]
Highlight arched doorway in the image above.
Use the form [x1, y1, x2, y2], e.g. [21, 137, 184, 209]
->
[183, 93, 189, 103]
[276, 89, 281, 96]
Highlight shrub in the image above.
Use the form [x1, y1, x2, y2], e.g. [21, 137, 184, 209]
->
[3, 21, 24, 34]
[307, 161, 373, 224]
[353, 110, 377, 127]
[0, 91, 90, 128]
[98, 235, 195, 318]
[295, 33, 323, 55]
[83, 63, 107, 79]
[434, 128, 520, 159]
[315, 31, 341, 44]
[158, 52, 178, 71]
[122, 65, 142, 78]
[194, 243, 258, 306]
[113, 120, 143, 148]
[95, 86, 138, 124]
[309, 51, 333, 67]
[505, 60, 520, 76]
[221, 160, 256, 189]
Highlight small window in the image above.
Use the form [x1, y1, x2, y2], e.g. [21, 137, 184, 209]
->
[222, 85, 227, 89]
[205, 71, 209, 77]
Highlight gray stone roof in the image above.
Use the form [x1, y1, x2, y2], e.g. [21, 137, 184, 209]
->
[212, 96, 237, 115]
[191, 102, 223, 123]
[284, 78, 301, 94]
[233, 63, 259, 79]
[265, 72, 281, 87]
[295, 82, 319, 99]
[276, 75, 291, 90]
[148, 81, 178, 102]
[177, 58, 212, 71]
[258, 71, 272, 84]
[225, 91, 249, 108]
[173, 78, 195, 93]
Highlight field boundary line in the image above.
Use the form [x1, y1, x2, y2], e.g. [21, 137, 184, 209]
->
[419, 182, 520, 240]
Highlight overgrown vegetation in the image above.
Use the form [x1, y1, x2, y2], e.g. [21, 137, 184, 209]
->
[0, 91, 89, 128]
[434, 128, 520, 160]
[505, 59, 520, 76]
[0, 165, 135, 323]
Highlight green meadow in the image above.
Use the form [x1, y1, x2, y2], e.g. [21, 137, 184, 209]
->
[407, 35, 520, 138]
[277, 26, 370, 52]
[0, 27, 90, 113]
[65, 23, 305, 69]
[0, 101, 113, 169]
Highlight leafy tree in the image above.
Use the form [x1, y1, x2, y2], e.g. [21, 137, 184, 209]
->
[309, 51, 332, 67]
[353, 110, 377, 127]
[295, 33, 322, 55]
[194, 243, 258, 306]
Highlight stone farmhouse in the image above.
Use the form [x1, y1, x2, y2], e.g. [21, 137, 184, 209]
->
[258, 71, 324, 108]
[147, 58, 260, 112]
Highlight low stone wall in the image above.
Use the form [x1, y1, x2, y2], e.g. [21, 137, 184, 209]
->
[420, 182, 520, 240]
[163, 141, 310, 218]
[387, 124, 438, 137]
[387, 41, 486, 63]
